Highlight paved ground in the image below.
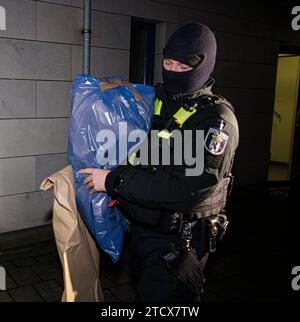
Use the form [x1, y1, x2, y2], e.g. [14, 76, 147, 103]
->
[0, 186, 299, 302]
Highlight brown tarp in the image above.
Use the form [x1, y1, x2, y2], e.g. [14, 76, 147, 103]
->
[40, 165, 104, 302]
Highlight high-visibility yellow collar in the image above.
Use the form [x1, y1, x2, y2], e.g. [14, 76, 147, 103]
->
[154, 98, 198, 138]
[172, 105, 197, 128]
[154, 98, 163, 116]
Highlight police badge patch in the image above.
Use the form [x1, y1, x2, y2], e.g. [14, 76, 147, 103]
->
[204, 127, 229, 155]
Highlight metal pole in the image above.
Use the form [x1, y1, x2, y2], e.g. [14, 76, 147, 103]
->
[82, 0, 92, 75]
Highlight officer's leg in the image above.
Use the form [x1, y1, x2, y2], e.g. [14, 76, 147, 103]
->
[191, 219, 210, 259]
[129, 225, 175, 302]
[136, 251, 174, 302]
[188, 219, 211, 300]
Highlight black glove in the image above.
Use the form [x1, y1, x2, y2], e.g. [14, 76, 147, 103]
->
[160, 246, 205, 298]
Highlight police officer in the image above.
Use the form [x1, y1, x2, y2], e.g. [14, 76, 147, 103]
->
[80, 23, 239, 302]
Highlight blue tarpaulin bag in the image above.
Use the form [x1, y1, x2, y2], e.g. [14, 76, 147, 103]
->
[68, 74, 154, 263]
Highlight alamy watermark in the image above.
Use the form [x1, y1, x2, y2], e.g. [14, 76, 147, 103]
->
[291, 6, 300, 31]
[0, 5, 6, 31]
[0, 266, 6, 291]
[291, 266, 300, 291]
[95, 122, 205, 177]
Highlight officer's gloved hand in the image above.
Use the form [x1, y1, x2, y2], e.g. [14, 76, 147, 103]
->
[174, 249, 206, 296]
[161, 246, 205, 298]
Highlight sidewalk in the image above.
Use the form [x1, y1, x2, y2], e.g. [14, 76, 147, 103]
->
[0, 238, 135, 302]
[0, 187, 299, 302]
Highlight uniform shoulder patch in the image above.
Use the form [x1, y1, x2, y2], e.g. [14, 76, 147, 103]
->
[204, 127, 229, 155]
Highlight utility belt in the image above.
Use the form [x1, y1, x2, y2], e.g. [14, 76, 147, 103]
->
[159, 212, 228, 300]
[161, 176, 233, 253]
[164, 212, 229, 253]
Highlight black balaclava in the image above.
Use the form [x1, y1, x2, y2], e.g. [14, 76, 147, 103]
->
[162, 23, 217, 96]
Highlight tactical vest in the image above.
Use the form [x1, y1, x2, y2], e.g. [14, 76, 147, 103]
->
[151, 94, 235, 222]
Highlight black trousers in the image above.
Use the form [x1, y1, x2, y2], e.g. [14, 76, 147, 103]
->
[129, 221, 209, 302]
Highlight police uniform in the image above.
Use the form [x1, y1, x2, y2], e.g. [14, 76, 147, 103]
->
[104, 23, 239, 302]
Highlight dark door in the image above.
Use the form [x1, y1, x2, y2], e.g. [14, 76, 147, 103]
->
[129, 19, 156, 86]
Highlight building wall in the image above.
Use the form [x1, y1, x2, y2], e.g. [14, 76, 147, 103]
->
[0, 0, 297, 233]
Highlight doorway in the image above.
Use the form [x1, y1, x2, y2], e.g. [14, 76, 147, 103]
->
[268, 54, 300, 182]
[129, 19, 156, 86]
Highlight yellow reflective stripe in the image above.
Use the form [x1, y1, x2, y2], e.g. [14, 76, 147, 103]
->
[154, 98, 163, 116]
[173, 106, 197, 127]
[157, 129, 172, 139]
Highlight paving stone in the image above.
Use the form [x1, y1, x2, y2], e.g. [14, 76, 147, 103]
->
[5, 273, 17, 290]
[119, 261, 131, 274]
[12, 257, 38, 268]
[0, 291, 13, 302]
[119, 246, 130, 263]
[36, 253, 60, 264]
[102, 269, 131, 286]
[37, 242, 57, 255]
[109, 284, 136, 302]
[11, 245, 42, 258]
[49, 260, 63, 273]
[101, 256, 131, 286]
[103, 290, 119, 302]
[205, 273, 226, 284]
[8, 267, 41, 286]
[206, 282, 244, 302]
[31, 263, 62, 281]
[34, 280, 63, 302]
[55, 276, 64, 288]
[0, 249, 35, 262]
[9, 286, 44, 302]
[206, 257, 240, 278]
[0, 261, 17, 271]
[202, 290, 224, 303]
[0, 190, 299, 302]
[100, 275, 115, 290]
[222, 275, 259, 302]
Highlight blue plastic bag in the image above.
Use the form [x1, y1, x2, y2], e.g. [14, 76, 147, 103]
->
[68, 74, 154, 262]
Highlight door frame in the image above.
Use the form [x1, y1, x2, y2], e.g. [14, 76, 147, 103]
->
[279, 44, 300, 184]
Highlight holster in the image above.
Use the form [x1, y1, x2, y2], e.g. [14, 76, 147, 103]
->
[202, 213, 229, 253]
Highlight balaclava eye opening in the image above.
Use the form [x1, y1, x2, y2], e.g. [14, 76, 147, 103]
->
[162, 23, 217, 96]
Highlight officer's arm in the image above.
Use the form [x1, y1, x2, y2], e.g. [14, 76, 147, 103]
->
[105, 120, 238, 213]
